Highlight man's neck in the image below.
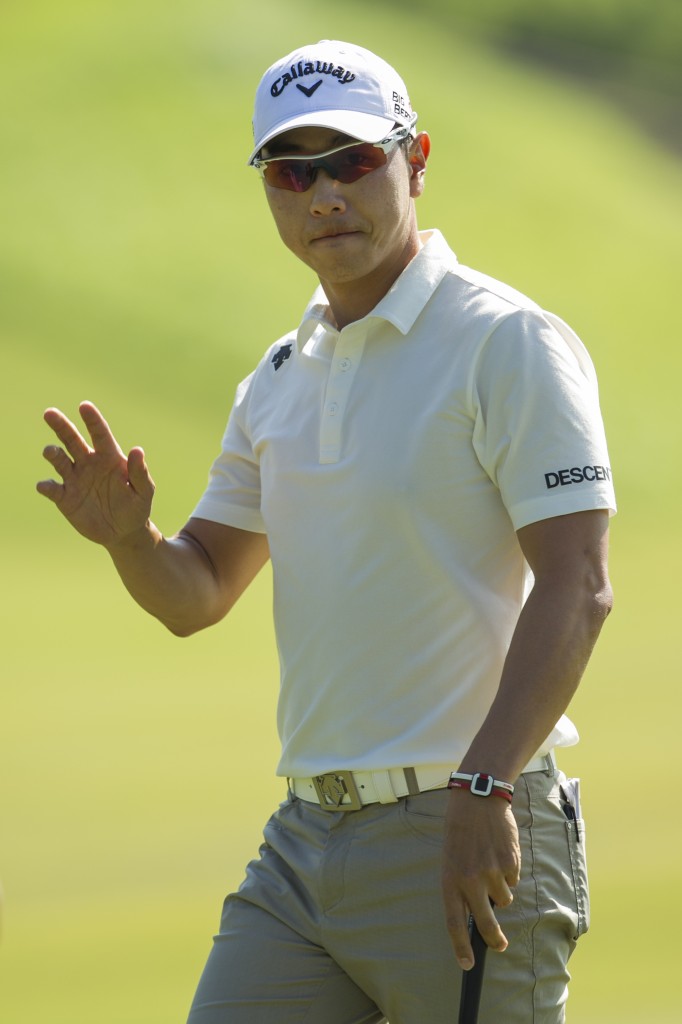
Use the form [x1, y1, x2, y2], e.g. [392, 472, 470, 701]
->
[319, 232, 422, 331]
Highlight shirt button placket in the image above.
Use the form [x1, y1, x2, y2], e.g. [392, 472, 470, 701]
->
[319, 337, 362, 464]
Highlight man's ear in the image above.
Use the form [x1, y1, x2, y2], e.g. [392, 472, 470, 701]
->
[409, 132, 431, 198]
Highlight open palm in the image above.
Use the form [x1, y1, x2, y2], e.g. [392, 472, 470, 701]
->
[37, 402, 155, 548]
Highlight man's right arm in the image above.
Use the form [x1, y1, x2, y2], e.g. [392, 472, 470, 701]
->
[108, 517, 269, 636]
[104, 517, 269, 636]
[37, 402, 269, 636]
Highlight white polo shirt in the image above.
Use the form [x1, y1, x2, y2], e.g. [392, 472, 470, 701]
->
[193, 230, 616, 778]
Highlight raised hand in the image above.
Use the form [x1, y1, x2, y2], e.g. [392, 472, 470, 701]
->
[37, 402, 155, 548]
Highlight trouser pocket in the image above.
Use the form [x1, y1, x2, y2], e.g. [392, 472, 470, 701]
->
[560, 777, 590, 938]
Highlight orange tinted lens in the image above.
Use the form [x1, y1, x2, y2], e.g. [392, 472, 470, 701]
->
[263, 160, 310, 192]
[263, 142, 388, 192]
[333, 143, 388, 183]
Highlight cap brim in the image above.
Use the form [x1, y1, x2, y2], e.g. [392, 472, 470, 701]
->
[248, 110, 396, 165]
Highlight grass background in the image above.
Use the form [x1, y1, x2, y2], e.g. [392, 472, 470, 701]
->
[1, 1, 681, 1021]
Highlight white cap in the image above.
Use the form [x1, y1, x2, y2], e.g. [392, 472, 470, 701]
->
[248, 40, 416, 165]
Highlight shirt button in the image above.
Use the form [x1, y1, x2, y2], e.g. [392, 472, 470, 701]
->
[328, 402, 338, 416]
[339, 357, 352, 371]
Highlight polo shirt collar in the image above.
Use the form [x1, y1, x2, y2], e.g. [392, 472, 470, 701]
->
[296, 229, 456, 350]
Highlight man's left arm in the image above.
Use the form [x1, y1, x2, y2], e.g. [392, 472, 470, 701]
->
[441, 508, 613, 970]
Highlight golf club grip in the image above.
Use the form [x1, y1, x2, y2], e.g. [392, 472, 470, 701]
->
[457, 917, 488, 1024]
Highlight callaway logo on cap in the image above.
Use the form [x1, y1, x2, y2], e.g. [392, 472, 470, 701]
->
[248, 40, 417, 165]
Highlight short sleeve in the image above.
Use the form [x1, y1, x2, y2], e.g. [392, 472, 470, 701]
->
[471, 309, 616, 530]
[191, 372, 266, 533]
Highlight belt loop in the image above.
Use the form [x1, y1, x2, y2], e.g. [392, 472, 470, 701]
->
[373, 770, 399, 804]
[544, 751, 557, 777]
[403, 767, 420, 796]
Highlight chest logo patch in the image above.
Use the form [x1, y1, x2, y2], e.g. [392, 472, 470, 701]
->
[272, 343, 293, 371]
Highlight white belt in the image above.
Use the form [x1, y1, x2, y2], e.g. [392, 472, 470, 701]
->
[290, 750, 556, 812]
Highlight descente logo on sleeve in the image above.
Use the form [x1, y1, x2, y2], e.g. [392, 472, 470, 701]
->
[545, 464, 612, 488]
[271, 61, 356, 97]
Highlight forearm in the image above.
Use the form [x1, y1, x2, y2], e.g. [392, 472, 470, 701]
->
[461, 570, 613, 781]
[105, 522, 227, 636]
[442, 563, 612, 967]
[443, 511, 612, 966]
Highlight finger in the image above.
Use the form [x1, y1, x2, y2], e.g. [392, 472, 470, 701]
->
[127, 447, 155, 500]
[79, 401, 124, 456]
[446, 887, 508, 968]
[36, 478, 64, 504]
[444, 872, 512, 966]
[469, 897, 508, 955]
[42, 444, 74, 482]
[444, 896, 476, 971]
[43, 408, 91, 461]
[489, 876, 515, 910]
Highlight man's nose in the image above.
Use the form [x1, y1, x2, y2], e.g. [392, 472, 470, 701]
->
[308, 168, 347, 215]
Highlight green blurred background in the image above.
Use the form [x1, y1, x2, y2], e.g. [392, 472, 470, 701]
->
[2, 1, 680, 1021]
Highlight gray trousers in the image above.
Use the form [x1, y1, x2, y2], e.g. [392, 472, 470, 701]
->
[187, 767, 588, 1024]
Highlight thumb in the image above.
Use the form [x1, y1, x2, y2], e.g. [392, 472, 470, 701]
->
[127, 447, 155, 501]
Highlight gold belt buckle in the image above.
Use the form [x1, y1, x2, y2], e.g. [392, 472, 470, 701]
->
[313, 771, 362, 811]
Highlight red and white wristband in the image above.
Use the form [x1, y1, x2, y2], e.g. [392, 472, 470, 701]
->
[448, 771, 515, 803]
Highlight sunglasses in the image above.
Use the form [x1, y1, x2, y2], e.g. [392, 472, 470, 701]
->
[252, 125, 414, 193]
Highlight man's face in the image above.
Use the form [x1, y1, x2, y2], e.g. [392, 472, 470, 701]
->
[261, 126, 429, 296]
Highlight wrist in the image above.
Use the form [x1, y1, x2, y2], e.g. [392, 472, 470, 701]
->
[447, 771, 515, 803]
[105, 520, 158, 556]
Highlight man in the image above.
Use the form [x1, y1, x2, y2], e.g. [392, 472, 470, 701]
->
[38, 40, 615, 1023]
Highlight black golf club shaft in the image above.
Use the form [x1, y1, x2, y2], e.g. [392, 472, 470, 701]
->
[457, 916, 488, 1024]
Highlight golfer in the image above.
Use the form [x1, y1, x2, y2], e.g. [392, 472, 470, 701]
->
[38, 40, 616, 1023]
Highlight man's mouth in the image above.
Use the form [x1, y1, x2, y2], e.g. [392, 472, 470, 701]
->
[310, 228, 361, 243]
